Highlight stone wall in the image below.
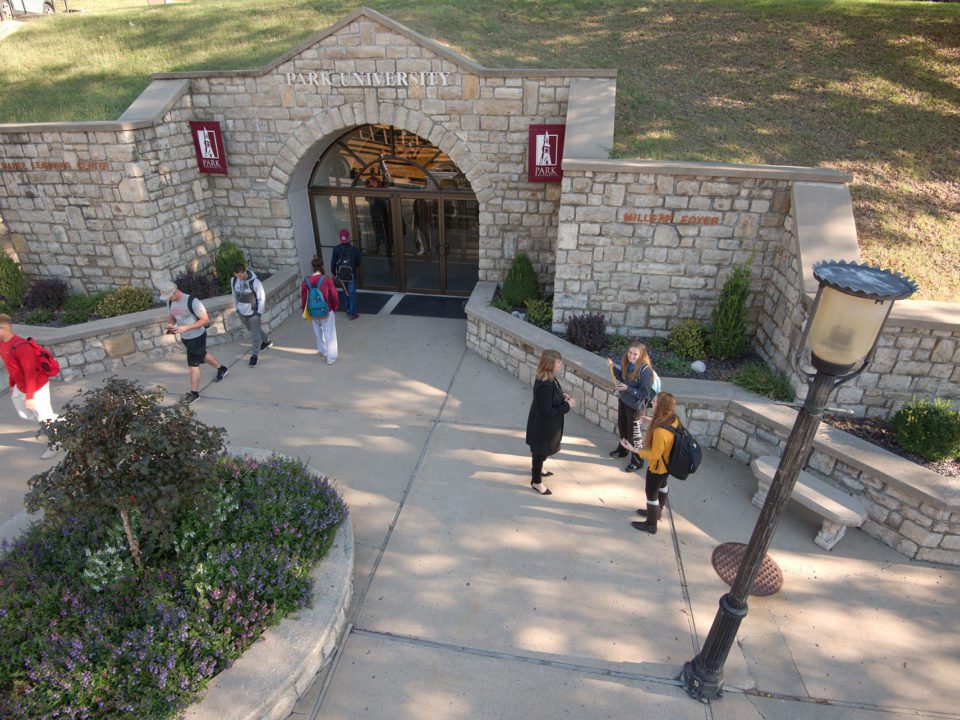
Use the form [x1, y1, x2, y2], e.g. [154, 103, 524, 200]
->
[467, 281, 960, 566]
[554, 159, 960, 418]
[0, 270, 298, 386]
[0, 8, 615, 294]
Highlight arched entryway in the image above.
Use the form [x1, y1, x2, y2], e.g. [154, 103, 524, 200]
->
[308, 124, 479, 296]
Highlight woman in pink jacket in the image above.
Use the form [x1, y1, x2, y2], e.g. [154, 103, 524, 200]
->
[301, 255, 339, 364]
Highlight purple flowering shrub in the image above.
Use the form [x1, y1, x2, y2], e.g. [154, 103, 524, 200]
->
[0, 455, 347, 719]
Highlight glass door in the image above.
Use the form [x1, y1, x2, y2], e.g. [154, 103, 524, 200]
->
[443, 198, 480, 293]
[399, 196, 441, 292]
[310, 194, 351, 275]
[354, 194, 396, 289]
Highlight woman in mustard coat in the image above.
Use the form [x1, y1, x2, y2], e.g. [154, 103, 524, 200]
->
[620, 392, 679, 534]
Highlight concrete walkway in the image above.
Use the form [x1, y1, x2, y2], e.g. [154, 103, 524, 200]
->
[1, 309, 958, 719]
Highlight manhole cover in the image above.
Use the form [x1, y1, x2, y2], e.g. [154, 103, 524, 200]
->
[711, 542, 783, 597]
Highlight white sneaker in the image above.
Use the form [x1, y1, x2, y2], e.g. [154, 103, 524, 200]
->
[40, 444, 62, 460]
[327, 358, 337, 365]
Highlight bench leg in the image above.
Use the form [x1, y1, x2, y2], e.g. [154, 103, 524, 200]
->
[751, 488, 767, 509]
[815, 521, 847, 551]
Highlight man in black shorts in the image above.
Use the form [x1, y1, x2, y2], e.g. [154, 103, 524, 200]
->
[161, 281, 229, 404]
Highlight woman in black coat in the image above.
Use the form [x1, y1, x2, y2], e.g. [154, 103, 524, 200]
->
[525, 349, 576, 495]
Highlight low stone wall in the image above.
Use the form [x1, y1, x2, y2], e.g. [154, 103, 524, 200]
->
[0, 270, 299, 386]
[467, 281, 960, 566]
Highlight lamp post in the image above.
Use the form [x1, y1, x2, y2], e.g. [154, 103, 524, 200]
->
[680, 260, 917, 702]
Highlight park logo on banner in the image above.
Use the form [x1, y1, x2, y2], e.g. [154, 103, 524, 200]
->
[528, 124, 565, 183]
[190, 121, 228, 175]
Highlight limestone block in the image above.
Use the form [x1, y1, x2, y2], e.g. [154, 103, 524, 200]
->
[915, 548, 960, 566]
[898, 520, 942, 548]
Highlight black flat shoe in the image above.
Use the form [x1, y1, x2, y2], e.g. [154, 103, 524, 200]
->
[609, 447, 628, 458]
[530, 482, 553, 496]
[631, 521, 656, 534]
[540, 471, 554, 478]
[623, 462, 642, 473]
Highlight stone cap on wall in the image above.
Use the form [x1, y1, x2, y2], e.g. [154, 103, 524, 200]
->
[561, 157, 853, 183]
[152, 7, 619, 82]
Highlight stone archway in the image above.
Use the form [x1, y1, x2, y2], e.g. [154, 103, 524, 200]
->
[267, 102, 496, 281]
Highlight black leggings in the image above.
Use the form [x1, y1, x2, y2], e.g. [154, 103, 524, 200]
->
[531, 454, 547, 482]
[645, 469, 669, 503]
[617, 401, 642, 443]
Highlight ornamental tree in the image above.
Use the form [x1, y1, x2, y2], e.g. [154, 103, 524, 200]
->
[26, 377, 226, 566]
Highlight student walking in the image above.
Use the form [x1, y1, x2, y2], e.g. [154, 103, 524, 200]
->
[525, 349, 576, 496]
[331, 229, 362, 320]
[231, 262, 273, 366]
[620, 392, 680, 535]
[161, 282, 229, 404]
[0, 313, 61, 458]
[607, 343, 657, 473]
[301, 255, 339, 364]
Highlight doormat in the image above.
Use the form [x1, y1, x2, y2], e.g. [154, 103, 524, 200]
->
[338, 291, 393, 315]
[391, 294, 467, 319]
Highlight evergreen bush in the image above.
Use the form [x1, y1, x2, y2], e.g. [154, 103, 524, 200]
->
[710, 257, 753, 360]
[490, 297, 512, 313]
[668, 319, 707, 359]
[0, 253, 25, 308]
[214, 242, 246, 292]
[566, 313, 606, 351]
[25, 307, 55, 325]
[524, 298, 552, 330]
[731, 361, 795, 402]
[95, 286, 153, 318]
[892, 397, 960, 461]
[501, 252, 539, 307]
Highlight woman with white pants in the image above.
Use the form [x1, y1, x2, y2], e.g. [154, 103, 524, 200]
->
[300, 255, 339, 364]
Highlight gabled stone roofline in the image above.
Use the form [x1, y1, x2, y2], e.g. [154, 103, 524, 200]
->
[150, 6, 619, 81]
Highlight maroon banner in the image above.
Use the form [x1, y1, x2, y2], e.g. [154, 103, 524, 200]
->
[527, 124, 565, 182]
[190, 121, 228, 175]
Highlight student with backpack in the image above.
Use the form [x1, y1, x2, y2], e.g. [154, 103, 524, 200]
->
[161, 281, 229, 405]
[619, 391, 683, 535]
[232, 262, 273, 367]
[301, 255, 339, 364]
[606, 343, 659, 473]
[331, 228, 362, 320]
[0, 313, 62, 458]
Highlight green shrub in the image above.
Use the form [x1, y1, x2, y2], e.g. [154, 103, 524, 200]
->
[501, 252, 539, 307]
[0, 253, 25, 308]
[892, 397, 960, 461]
[214, 241, 246, 291]
[647, 336, 669, 353]
[524, 298, 552, 330]
[566, 312, 606, 351]
[60, 291, 106, 323]
[608, 333, 631, 357]
[491, 296, 512, 312]
[25, 307, 55, 325]
[732, 361, 795, 402]
[710, 257, 753, 360]
[669, 319, 707, 359]
[27, 378, 227, 567]
[95, 286, 153, 318]
[657, 355, 692, 378]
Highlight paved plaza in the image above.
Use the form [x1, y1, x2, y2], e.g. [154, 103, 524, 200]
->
[1, 311, 958, 719]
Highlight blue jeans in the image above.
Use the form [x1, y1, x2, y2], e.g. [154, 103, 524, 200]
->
[344, 280, 357, 316]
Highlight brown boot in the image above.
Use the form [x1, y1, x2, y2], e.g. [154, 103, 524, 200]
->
[632, 503, 660, 533]
[636, 493, 668, 518]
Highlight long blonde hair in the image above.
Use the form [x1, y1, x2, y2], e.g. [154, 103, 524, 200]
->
[621, 342, 652, 382]
[535, 349, 562, 381]
[644, 392, 677, 450]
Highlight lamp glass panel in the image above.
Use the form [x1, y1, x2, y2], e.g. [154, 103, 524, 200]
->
[808, 286, 891, 366]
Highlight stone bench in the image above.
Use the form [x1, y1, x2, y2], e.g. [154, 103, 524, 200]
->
[750, 455, 867, 551]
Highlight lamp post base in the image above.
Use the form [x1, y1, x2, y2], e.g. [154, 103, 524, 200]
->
[680, 593, 748, 701]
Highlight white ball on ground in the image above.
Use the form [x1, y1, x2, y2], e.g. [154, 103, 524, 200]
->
[691, 360, 707, 374]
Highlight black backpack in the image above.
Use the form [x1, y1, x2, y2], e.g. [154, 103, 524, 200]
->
[335, 248, 354, 284]
[663, 423, 702, 480]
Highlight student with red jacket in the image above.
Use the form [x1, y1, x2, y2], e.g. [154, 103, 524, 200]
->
[0, 313, 61, 458]
[300, 255, 339, 364]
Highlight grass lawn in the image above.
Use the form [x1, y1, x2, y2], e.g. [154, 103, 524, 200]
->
[1, 0, 958, 301]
